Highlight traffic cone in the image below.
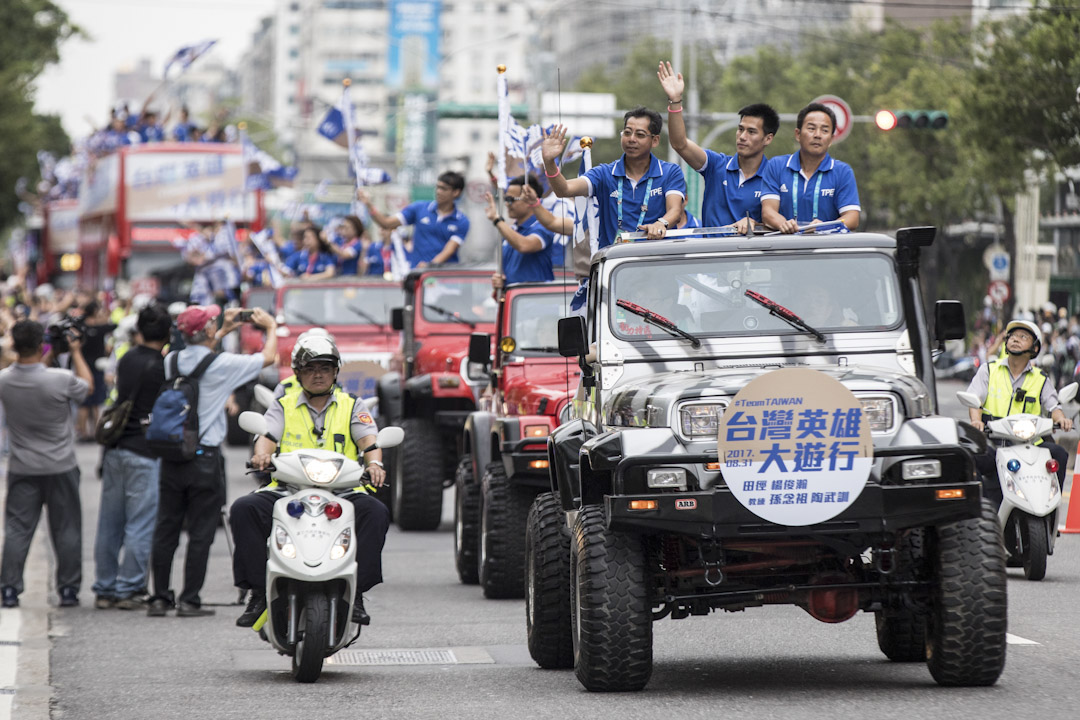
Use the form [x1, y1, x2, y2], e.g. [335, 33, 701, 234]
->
[1062, 438, 1080, 534]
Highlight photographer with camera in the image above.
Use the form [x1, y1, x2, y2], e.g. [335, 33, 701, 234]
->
[0, 320, 95, 608]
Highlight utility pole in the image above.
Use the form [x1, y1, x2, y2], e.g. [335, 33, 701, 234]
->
[670, 0, 683, 164]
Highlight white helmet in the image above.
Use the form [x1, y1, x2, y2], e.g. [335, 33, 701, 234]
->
[290, 334, 342, 373]
[1005, 319, 1042, 356]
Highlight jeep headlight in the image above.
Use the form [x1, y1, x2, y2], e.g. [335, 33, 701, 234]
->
[299, 455, 343, 484]
[678, 402, 728, 439]
[857, 395, 897, 434]
[647, 468, 687, 490]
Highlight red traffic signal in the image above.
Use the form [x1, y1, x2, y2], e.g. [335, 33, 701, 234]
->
[875, 110, 898, 131]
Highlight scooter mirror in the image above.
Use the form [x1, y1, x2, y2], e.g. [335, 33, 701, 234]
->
[376, 426, 405, 449]
[1059, 382, 1079, 405]
[955, 391, 982, 410]
[252, 384, 276, 410]
[239, 410, 270, 437]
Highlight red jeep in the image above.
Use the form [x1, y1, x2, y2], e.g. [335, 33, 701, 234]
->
[378, 267, 499, 530]
[454, 281, 581, 597]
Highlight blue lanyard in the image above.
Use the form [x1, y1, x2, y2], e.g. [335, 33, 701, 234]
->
[616, 175, 655, 232]
[792, 170, 823, 221]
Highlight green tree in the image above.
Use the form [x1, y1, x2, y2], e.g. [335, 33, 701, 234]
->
[0, 0, 80, 234]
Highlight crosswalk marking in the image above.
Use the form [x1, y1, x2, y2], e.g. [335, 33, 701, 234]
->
[1006, 633, 1040, 645]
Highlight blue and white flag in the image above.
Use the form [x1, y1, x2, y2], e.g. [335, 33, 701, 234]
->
[164, 39, 217, 78]
[249, 229, 286, 287]
[242, 132, 298, 190]
[573, 147, 600, 254]
[317, 106, 348, 148]
[388, 228, 410, 281]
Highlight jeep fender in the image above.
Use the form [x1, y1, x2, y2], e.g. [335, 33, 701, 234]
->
[464, 411, 496, 482]
[582, 427, 685, 498]
[548, 419, 597, 511]
[377, 372, 404, 423]
[493, 416, 520, 478]
[882, 416, 963, 478]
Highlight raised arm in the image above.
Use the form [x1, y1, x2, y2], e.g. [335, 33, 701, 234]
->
[540, 125, 590, 198]
[357, 189, 403, 230]
[658, 62, 707, 171]
[521, 185, 574, 236]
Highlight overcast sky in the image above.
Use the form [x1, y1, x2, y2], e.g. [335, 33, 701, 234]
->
[35, 0, 276, 140]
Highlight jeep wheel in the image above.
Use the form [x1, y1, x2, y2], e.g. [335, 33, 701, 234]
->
[925, 499, 1007, 686]
[572, 505, 652, 692]
[526, 492, 572, 669]
[875, 529, 927, 662]
[393, 418, 444, 531]
[479, 462, 532, 598]
[454, 455, 480, 585]
[1019, 514, 1048, 581]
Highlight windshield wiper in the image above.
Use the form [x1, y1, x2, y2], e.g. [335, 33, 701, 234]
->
[744, 289, 825, 344]
[286, 309, 322, 326]
[515, 346, 561, 353]
[346, 304, 386, 328]
[616, 299, 701, 349]
[424, 303, 476, 329]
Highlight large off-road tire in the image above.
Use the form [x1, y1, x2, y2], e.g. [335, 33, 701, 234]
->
[393, 418, 444, 531]
[479, 461, 533, 599]
[454, 454, 480, 584]
[875, 529, 928, 662]
[926, 498, 1007, 686]
[526, 492, 573, 669]
[292, 590, 330, 683]
[572, 505, 652, 692]
[1020, 514, 1048, 581]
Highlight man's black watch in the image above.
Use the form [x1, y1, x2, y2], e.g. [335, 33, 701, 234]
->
[492, 216, 505, 227]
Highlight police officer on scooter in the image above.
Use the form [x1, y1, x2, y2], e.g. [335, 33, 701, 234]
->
[229, 334, 389, 627]
[965, 319, 1073, 501]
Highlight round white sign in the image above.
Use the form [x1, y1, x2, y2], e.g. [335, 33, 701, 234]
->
[812, 94, 853, 144]
[717, 368, 874, 526]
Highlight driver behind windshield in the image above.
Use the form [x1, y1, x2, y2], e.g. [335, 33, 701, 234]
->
[618, 278, 695, 336]
[964, 319, 1071, 501]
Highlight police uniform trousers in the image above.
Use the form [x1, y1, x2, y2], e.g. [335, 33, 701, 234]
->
[229, 489, 389, 595]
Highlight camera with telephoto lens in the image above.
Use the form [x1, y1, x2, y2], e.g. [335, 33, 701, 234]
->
[46, 314, 86, 354]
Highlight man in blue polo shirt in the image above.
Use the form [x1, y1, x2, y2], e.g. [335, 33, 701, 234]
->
[485, 175, 555, 288]
[358, 171, 470, 267]
[658, 61, 777, 232]
[761, 102, 861, 233]
[541, 108, 685, 252]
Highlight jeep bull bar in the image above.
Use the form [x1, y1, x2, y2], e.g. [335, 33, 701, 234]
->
[605, 443, 982, 537]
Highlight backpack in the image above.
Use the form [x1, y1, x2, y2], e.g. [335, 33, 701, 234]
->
[145, 352, 218, 462]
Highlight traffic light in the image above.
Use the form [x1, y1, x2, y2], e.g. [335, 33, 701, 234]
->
[875, 109, 949, 131]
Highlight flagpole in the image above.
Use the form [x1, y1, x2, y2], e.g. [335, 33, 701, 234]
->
[494, 64, 509, 284]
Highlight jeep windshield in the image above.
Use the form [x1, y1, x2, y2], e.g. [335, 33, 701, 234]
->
[509, 292, 572, 354]
[610, 253, 901, 341]
[419, 276, 498, 325]
[282, 284, 404, 326]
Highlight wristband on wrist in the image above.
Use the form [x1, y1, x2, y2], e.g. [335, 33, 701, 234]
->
[529, 199, 540, 207]
[544, 167, 560, 178]
[365, 460, 384, 468]
[668, 106, 683, 113]
[492, 216, 505, 226]
[667, 98, 683, 105]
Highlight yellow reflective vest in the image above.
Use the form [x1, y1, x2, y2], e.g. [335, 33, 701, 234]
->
[277, 388, 359, 460]
[982, 360, 1047, 420]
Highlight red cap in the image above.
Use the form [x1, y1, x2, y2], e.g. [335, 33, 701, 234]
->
[176, 305, 221, 336]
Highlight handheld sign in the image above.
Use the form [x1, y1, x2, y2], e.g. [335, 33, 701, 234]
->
[718, 368, 874, 526]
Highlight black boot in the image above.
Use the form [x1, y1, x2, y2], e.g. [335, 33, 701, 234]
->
[351, 594, 370, 625]
[236, 591, 267, 627]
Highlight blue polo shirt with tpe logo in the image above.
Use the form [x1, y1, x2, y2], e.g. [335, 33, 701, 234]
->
[698, 150, 770, 227]
[583, 154, 686, 250]
[761, 152, 860, 224]
[502, 215, 555, 285]
[396, 201, 470, 266]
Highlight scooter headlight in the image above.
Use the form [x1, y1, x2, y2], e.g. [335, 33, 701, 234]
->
[1010, 418, 1037, 441]
[274, 525, 296, 559]
[329, 527, 352, 560]
[299, 455, 343, 484]
[1004, 477, 1027, 500]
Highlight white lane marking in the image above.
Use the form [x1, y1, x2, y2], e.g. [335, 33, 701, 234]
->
[1006, 633, 1041, 645]
[0, 646, 17, 689]
[0, 611, 21, 643]
[0, 694, 13, 720]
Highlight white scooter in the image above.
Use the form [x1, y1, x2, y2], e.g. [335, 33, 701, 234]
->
[238, 411, 403, 682]
[957, 383, 1077, 581]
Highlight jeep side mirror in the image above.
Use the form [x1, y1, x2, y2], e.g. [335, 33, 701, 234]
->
[558, 316, 587, 359]
[934, 301, 965, 343]
[468, 332, 492, 365]
[390, 307, 404, 331]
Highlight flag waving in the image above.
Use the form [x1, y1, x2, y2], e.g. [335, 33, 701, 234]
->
[573, 139, 600, 255]
[164, 39, 217, 78]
